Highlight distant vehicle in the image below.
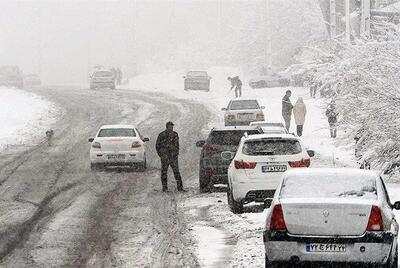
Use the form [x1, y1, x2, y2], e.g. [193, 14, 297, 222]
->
[23, 74, 41, 87]
[223, 133, 314, 213]
[264, 168, 399, 268]
[277, 63, 316, 86]
[183, 71, 211, 91]
[195, 126, 263, 193]
[90, 69, 115, 90]
[222, 99, 265, 126]
[0, 65, 23, 88]
[88, 124, 149, 171]
[249, 121, 288, 134]
[248, 74, 290, 89]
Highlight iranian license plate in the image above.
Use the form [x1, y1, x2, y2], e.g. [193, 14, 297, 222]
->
[238, 114, 253, 120]
[108, 154, 125, 160]
[306, 243, 346, 253]
[262, 165, 287, 172]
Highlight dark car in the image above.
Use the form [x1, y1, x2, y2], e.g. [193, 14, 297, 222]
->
[248, 74, 290, 89]
[183, 71, 211, 91]
[196, 126, 263, 192]
[0, 65, 23, 88]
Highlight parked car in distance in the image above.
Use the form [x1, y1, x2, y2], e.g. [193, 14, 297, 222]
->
[88, 125, 149, 171]
[223, 99, 265, 126]
[196, 126, 263, 193]
[223, 134, 314, 213]
[183, 70, 211, 91]
[264, 168, 399, 268]
[90, 69, 116, 90]
[249, 121, 288, 134]
[0, 65, 23, 88]
[248, 74, 290, 89]
[23, 74, 41, 87]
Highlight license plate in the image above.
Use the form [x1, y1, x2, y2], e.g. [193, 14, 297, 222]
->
[238, 114, 253, 120]
[262, 165, 287, 172]
[306, 244, 346, 253]
[108, 154, 125, 160]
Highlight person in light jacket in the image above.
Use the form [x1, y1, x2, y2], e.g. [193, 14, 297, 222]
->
[293, 97, 307, 136]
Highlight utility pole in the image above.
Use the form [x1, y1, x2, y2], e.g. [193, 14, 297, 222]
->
[329, 0, 336, 39]
[345, 0, 351, 43]
[266, 0, 272, 74]
[360, 0, 371, 38]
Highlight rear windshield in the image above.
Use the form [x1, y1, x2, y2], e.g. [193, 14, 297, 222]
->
[208, 130, 260, 146]
[187, 71, 207, 77]
[281, 175, 378, 200]
[98, 128, 136, 137]
[242, 139, 301, 155]
[94, 71, 113, 77]
[229, 100, 259, 110]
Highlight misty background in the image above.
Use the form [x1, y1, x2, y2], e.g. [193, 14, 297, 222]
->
[0, 0, 327, 84]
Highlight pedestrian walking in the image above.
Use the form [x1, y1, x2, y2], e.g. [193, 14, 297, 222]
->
[281, 90, 294, 132]
[156, 121, 185, 192]
[228, 76, 242, 98]
[293, 97, 307, 136]
[309, 69, 318, 98]
[325, 100, 338, 138]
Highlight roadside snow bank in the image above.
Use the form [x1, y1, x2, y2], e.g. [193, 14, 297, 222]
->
[0, 87, 59, 151]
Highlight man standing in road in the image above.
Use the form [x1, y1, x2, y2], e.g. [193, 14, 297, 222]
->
[156, 121, 185, 192]
[228, 76, 242, 98]
[282, 90, 294, 132]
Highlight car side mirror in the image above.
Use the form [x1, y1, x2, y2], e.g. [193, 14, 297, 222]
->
[143, 137, 150, 142]
[260, 106, 266, 109]
[221, 151, 234, 161]
[88, 138, 94, 142]
[221, 107, 227, 111]
[196, 140, 206, 147]
[307, 150, 315, 157]
[393, 201, 400, 210]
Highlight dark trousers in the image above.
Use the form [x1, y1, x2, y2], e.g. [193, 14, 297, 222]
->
[329, 122, 337, 138]
[161, 155, 183, 190]
[296, 125, 303, 136]
[283, 115, 291, 132]
[235, 86, 242, 97]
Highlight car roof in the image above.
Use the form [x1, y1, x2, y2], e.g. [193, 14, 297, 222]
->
[100, 124, 136, 129]
[230, 98, 259, 102]
[211, 126, 261, 131]
[283, 168, 379, 180]
[250, 121, 284, 126]
[242, 133, 298, 140]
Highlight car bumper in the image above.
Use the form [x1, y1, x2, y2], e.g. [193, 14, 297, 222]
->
[224, 120, 256, 126]
[91, 82, 115, 87]
[231, 176, 281, 202]
[263, 231, 395, 264]
[90, 151, 145, 165]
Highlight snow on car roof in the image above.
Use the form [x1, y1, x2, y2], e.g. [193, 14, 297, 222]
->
[283, 168, 379, 179]
[243, 133, 298, 140]
[212, 125, 260, 131]
[100, 124, 136, 129]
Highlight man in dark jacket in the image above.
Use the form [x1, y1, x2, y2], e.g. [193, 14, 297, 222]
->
[228, 76, 242, 97]
[282, 90, 294, 132]
[156, 121, 184, 192]
[326, 100, 338, 138]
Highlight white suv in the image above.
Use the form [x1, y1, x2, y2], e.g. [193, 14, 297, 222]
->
[223, 134, 314, 213]
[89, 125, 149, 171]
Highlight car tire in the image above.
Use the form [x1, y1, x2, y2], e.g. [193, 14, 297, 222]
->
[137, 159, 147, 172]
[91, 163, 103, 171]
[227, 188, 243, 214]
[199, 170, 211, 193]
[265, 257, 286, 268]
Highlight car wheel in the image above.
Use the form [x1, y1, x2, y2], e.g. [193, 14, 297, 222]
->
[137, 160, 147, 172]
[265, 257, 286, 268]
[199, 170, 211, 193]
[91, 163, 103, 171]
[227, 188, 243, 214]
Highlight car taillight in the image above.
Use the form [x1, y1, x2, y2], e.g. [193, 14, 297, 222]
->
[256, 113, 264, 120]
[92, 142, 101, 149]
[234, 160, 256, 169]
[202, 146, 219, 156]
[288, 159, 310, 168]
[367, 206, 383, 231]
[132, 142, 141, 148]
[270, 204, 287, 231]
[226, 114, 235, 120]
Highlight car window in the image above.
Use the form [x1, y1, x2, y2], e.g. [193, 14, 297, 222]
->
[94, 71, 113, 77]
[242, 139, 301, 155]
[97, 128, 136, 137]
[281, 175, 378, 200]
[229, 100, 260, 110]
[208, 130, 260, 146]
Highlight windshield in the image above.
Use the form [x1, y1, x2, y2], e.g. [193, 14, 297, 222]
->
[187, 71, 207, 77]
[97, 128, 136, 137]
[242, 139, 301, 155]
[208, 130, 260, 146]
[94, 71, 113, 77]
[229, 100, 260, 110]
[281, 174, 378, 200]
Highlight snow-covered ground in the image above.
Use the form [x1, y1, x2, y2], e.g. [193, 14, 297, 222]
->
[129, 68, 400, 267]
[0, 87, 59, 151]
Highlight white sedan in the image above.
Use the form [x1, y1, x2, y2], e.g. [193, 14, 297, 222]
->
[223, 133, 314, 213]
[264, 168, 399, 267]
[89, 125, 149, 170]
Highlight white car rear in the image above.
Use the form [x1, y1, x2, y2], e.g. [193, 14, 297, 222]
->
[225, 134, 314, 213]
[222, 99, 265, 126]
[249, 121, 288, 134]
[89, 125, 149, 170]
[264, 168, 399, 267]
